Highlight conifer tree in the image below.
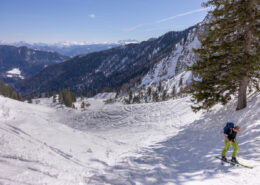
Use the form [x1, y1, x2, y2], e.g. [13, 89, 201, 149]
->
[153, 91, 159, 102]
[133, 95, 140, 103]
[147, 87, 152, 96]
[11, 91, 18, 100]
[81, 101, 86, 109]
[17, 94, 23, 102]
[158, 81, 163, 92]
[53, 93, 57, 103]
[115, 89, 120, 98]
[27, 95, 32, 103]
[128, 91, 133, 104]
[0, 80, 23, 102]
[179, 77, 183, 87]
[172, 86, 176, 97]
[190, 0, 260, 111]
[0, 80, 8, 96]
[58, 89, 76, 108]
[59, 91, 63, 104]
[162, 90, 168, 101]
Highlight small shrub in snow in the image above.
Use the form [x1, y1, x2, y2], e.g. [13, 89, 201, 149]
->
[104, 98, 116, 104]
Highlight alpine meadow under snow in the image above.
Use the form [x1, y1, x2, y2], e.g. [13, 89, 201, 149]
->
[0, 91, 260, 184]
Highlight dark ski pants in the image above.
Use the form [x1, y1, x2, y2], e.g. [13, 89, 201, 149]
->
[222, 139, 239, 157]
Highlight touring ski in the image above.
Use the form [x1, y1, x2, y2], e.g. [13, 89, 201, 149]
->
[215, 156, 253, 169]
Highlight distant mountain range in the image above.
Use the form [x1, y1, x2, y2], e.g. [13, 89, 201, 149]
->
[14, 26, 196, 96]
[0, 45, 69, 83]
[0, 40, 139, 57]
[1, 15, 211, 102]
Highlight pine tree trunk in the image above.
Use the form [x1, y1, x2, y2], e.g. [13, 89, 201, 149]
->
[236, 0, 257, 111]
[236, 76, 249, 111]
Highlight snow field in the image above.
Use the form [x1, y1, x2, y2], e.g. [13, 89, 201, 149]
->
[0, 92, 260, 185]
[88, 93, 260, 185]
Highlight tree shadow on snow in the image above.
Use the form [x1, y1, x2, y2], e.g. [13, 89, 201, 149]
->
[87, 93, 260, 185]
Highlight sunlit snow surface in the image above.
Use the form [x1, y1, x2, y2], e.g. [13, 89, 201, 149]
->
[0, 93, 260, 185]
[6, 68, 24, 79]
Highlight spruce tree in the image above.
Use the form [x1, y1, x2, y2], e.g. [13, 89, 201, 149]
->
[0, 80, 8, 96]
[162, 90, 168, 101]
[133, 95, 140, 103]
[53, 93, 57, 103]
[128, 91, 133, 104]
[153, 91, 159, 102]
[17, 94, 23, 102]
[11, 91, 18, 100]
[0, 80, 23, 101]
[147, 87, 152, 96]
[179, 77, 183, 87]
[190, 0, 260, 111]
[81, 101, 86, 109]
[172, 86, 176, 97]
[27, 96, 32, 103]
[59, 90, 64, 104]
[58, 89, 76, 108]
[158, 81, 163, 92]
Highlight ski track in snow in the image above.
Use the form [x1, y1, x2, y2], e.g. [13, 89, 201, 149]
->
[0, 93, 260, 185]
[87, 94, 260, 185]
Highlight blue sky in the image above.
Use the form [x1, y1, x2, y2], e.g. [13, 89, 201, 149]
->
[0, 0, 208, 44]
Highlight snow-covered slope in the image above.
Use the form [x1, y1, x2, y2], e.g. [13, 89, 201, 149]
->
[0, 92, 260, 184]
[0, 95, 199, 184]
[131, 25, 200, 103]
[88, 93, 260, 185]
[140, 26, 200, 87]
[136, 16, 210, 99]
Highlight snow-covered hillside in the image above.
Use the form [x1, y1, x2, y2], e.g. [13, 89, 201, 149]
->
[0, 92, 260, 184]
[140, 27, 200, 87]
[132, 25, 200, 103]
[136, 17, 208, 98]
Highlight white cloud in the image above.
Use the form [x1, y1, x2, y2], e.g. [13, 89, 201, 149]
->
[156, 8, 210, 23]
[88, 14, 96, 19]
[124, 8, 209, 32]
